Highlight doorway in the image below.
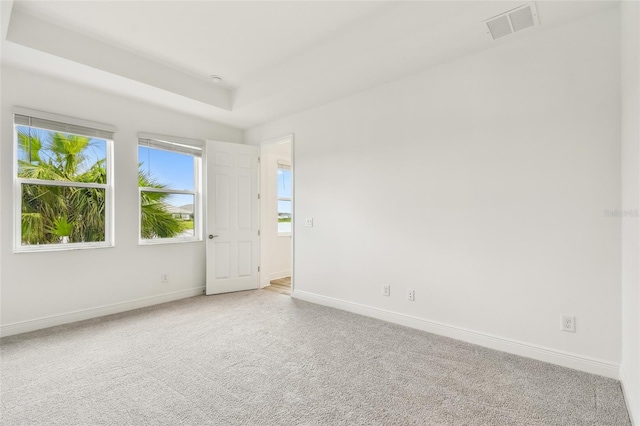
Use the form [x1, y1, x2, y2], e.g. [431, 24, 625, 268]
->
[259, 136, 293, 296]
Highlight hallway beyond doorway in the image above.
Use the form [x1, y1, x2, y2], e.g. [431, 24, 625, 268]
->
[264, 277, 291, 295]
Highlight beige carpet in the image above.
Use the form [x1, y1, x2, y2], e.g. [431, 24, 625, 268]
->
[0, 290, 631, 425]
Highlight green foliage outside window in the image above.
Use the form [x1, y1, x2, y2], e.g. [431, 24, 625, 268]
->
[17, 127, 182, 245]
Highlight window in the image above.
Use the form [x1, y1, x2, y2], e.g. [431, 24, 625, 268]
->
[14, 111, 114, 251]
[138, 136, 202, 243]
[277, 164, 292, 235]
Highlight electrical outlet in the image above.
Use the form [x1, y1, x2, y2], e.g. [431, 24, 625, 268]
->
[383, 285, 390, 297]
[561, 315, 575, 332]
[160, 273, 169, 283]
[407, 289, 415, 301]
[305, 218, 314, 227]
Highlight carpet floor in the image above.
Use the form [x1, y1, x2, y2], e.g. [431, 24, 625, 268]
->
[0, 290, 630, 425]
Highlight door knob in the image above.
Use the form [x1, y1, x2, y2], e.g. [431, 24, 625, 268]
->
[208, 234, 218, 239]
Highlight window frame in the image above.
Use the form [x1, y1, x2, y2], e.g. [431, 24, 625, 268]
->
[137, 134, 203, 245]
[13, 108, 115, 253]
[277, 163, 292, 237]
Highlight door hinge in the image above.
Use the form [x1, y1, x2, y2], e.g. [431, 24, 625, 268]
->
[258, 230, 261, 236]
[258, 157, 261, 163]
[258, 266, 261, 272]
[258, 193, 261, 199]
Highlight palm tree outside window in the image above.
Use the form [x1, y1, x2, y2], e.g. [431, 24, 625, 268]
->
[14, 112, 114, 251]
[138, 137, 202, 243]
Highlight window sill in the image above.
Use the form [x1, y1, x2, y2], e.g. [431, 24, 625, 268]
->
[14, 242, 113, 253]
[277, 233, 292, 238]
[139, 238, 202, 246]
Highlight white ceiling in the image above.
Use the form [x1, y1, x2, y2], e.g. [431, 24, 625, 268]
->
[1, 1, 618, 129]
[10, 1, 395, 88]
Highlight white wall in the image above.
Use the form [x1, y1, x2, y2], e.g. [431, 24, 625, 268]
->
[260, 140, 292, 286]
[0, 65, 243, 334]
[247, 9, 622, 376]
[621, 1, 640, 423]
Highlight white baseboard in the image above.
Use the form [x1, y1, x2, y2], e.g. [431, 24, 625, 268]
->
[0, 287, 205, 338]
[292, 290, 620, 379]
[621, 373, 638, 425]
[261, 270, 291, 288]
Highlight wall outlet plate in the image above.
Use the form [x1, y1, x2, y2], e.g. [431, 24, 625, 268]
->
[562, 315, 575, 332]
[160, 273, 169, 283]
[407, 289, 415, 301]
[383, 285, 390, 296]
[305, 218, 314, 227]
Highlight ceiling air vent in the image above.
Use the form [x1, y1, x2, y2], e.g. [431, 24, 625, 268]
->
[484, 3, 539, 40]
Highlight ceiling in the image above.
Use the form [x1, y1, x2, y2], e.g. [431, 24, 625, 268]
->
[1, 1, 618, 129]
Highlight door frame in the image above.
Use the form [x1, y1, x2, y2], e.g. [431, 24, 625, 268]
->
[259, 134, 295, 295]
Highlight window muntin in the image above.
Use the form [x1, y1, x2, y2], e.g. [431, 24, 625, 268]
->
[14, 113, 113, 251]
[138, 138, 201, 243]
[277, 165, 292, 235]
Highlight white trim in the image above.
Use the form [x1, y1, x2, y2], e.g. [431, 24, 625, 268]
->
[13, 117, 115, 252]
[137, 140, 202, 244]
[18, 178, 107, 189]
[257, 133, 295, 295]
[14, 106, 116, 134]
[138, 132, 204, 148]
[194, 151, 203, 241]
[13, 241, 113, 253]
[290, 134, 295, 294]
[139, 238, 200, 246]
[140, 187, 195, 195]
[258, 133, 294, 147]
[292, 290, 621, 379]
[105, 131, 115, 246]
[621, 376, 637, 425]
[0, 287, 205, 337]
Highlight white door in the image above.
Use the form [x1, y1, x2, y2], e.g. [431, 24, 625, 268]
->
[206, 141, 260, 295]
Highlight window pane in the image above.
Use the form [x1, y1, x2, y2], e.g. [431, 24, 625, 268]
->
[278, 199, 292, 234]
[278, 221, 292, 234]
[16, 126, 107, 183]
[21, 184, 106, 245]
[139, 146, 194, 190]
[277, 168, 292, 198]
[140, 192, 195, 239]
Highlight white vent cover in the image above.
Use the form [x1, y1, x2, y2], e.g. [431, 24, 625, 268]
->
[484, 3, 539, 40]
